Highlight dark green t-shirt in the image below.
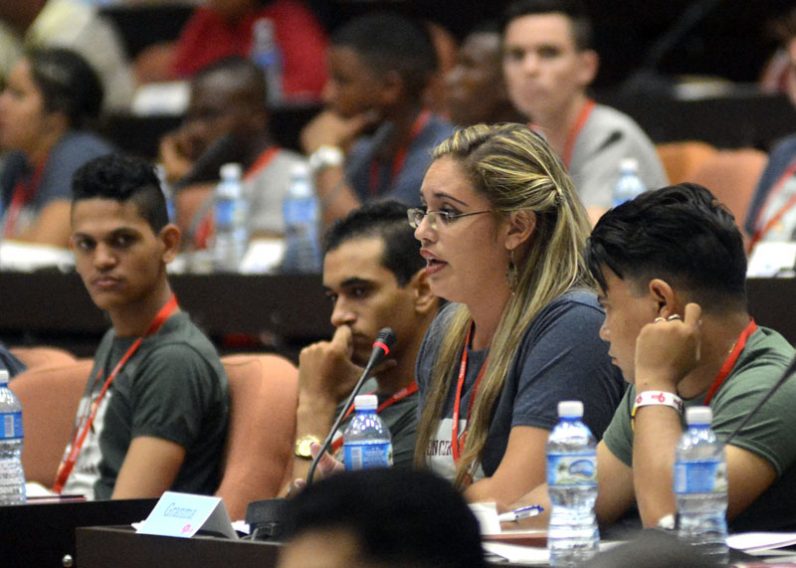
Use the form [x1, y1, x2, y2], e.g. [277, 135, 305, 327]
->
[64, 312, 229, 500]
[603, 326, 796, 531]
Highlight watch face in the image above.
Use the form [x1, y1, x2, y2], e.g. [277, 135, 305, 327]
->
[296, 436, 318, 458]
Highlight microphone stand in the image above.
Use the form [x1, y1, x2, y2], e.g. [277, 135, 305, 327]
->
[305, 328, 395, 486]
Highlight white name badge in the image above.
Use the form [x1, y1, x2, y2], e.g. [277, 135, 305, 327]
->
[747, 242, 796, 277]
[137, 491, 237, 539]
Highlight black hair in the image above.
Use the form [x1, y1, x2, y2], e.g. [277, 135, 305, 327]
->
[282, 469, 487, 568]
[193, 55, 267, 108]
[27, 47, 104, 129]
[72, 153, 169, 233]
[502, 0, 593, 51]
[331, 12, 438, 100]
[323, 200, 424, 287]
[586, 183, 747, 313]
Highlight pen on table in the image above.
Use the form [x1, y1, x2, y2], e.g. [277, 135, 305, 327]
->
[497, 504, 544, 522]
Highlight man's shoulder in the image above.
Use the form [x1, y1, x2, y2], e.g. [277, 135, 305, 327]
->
[140, 312, 223, 370]
[417, 114, 455, 148]
[587, 104, 651, 140]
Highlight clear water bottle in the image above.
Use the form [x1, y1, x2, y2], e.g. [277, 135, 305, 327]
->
[612, 158, 646, 208]
[281, 163, 321, 274]
[212, 163, 248, 272]
[0, 370, 25, 505]
[250, 18, 283, 107]
[675, 406, 728, 564]
[343, 394, 393, 471]
[547, 400, 599, 567]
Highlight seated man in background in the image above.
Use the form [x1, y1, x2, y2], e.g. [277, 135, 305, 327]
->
[444, 21, 526, 127]
[58, 153, 228, 500]
[300, 12, 454, 227]
[160, 56, 307, 248]
[0, 0, 134, 112]
[745, 7, 796, 253]
[279, 469, 487, 568]
[286, 201, 437, 486]
[501, 0, 667, 224]
[512, 183, 796, 532]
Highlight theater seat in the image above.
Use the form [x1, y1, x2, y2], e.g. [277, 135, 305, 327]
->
[216, 354, 298, 520]
[10, 346, 77, 370]
[656, 141, 718, 185]
[690, 148, 767, 233]
[10, 360, 93, 488]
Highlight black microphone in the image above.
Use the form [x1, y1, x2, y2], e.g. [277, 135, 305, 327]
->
[723, 355, 796, 447]
[305, 327, 397, 486]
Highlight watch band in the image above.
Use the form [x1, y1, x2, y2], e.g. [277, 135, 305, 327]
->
[631, 390, 684, 419]
[308, 145, 344, 175]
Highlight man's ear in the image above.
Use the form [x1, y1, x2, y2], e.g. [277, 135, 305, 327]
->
[159, 223, 181, 263]
[504, 210, 536, 252]
[409, 269, 437, 316]
[648, 278, 679, 318]
[576, 49, 599, 89]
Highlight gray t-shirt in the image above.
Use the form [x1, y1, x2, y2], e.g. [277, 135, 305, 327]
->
[416, 290, 625, 481]
[570, 104, 668, 209]
[63, 312, 229, 500]
[245, 148, 308, 236]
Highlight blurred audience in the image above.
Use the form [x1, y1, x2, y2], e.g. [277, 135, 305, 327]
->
[760, 7, 796, 106]
[0, 0, 134, 112]
[137, 0, 327, 104]
[501, 0, 667, 224]
[445, 21, 525, 127]
[160, 56, 307, 248]
[300, 12, 454, 227]
[746, 7, 796, 252]
[0, 48, 113, 248]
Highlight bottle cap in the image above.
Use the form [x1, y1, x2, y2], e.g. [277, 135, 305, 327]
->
[0, 370, 8, 385]
[619, 158, 639, 172]
[558, 400, 583, 418]
[685, 405, 712, 425]
[354, 394, 378, 411]
[220, 163, 243, 180]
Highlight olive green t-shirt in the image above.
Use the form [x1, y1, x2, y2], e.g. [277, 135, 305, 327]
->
[603, 326, 796, 531]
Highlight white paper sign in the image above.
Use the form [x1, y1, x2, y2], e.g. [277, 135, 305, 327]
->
[747, 242, 796, 277]
[137, 491, 237, 539]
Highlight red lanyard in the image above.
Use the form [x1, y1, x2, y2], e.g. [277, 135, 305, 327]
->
[53, 294, 180, 493]
[3, 162, 46, 238]
[451, 322, 489, 463]
[562, 98, 596, 168]
[244, 146, 280, 181]
[368, 110, 431, 196]
[749, 161, 796, 252]
[331, 381, 419, 453]
[703, 319, 758, 405]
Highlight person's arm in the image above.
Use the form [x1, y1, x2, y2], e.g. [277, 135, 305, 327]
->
[16, 199, 72, 248]
[465, 426, 549, 508]
[284, 326, 364, 490]
[510, 440, 636, 530]
[111, 436, 186, 499]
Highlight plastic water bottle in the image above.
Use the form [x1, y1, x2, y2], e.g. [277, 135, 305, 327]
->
[0, 370, 25, 505]
[281, 163, 321, 274]
[250, 18, 283, 106]
[612, 158, 646, 208]
[547, 400, 599, 567]
[675, 406, 728, 564]
[212, 163, 248, 272]
[342, 394, 393, 471]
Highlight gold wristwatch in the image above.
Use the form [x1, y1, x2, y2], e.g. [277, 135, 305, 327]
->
[294, 435, 321, 459]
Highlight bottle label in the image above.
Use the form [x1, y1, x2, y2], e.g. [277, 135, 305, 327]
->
[674, 459, 727, 494]
[215, 199, 234, 230]
[547, 452, 597, 486]
[0, 411, 22, 440]
[343, 442, 393, 471]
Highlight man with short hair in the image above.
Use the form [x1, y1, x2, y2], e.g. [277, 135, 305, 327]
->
[160, 56, 307, 247]
[501, 0, 667, 223]
[61, 153, 228, 500]
[300, 12, 455, 227]
[511, 183, 796, 532]
[286, 200, 437, 484]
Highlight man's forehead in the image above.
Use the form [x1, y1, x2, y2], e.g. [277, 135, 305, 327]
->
[504, 12, 577, 46]
[71, 198, 149, 233]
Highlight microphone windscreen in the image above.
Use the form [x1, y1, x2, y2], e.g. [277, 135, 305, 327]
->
[374, 327, 396, 353]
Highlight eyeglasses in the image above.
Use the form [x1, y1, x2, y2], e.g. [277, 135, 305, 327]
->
[407, 208, 495, 230]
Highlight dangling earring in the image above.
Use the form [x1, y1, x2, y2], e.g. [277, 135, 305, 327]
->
[506, 249, 518, 292]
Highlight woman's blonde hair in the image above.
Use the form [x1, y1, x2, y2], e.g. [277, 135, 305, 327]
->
[413, 123, 594, 486]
